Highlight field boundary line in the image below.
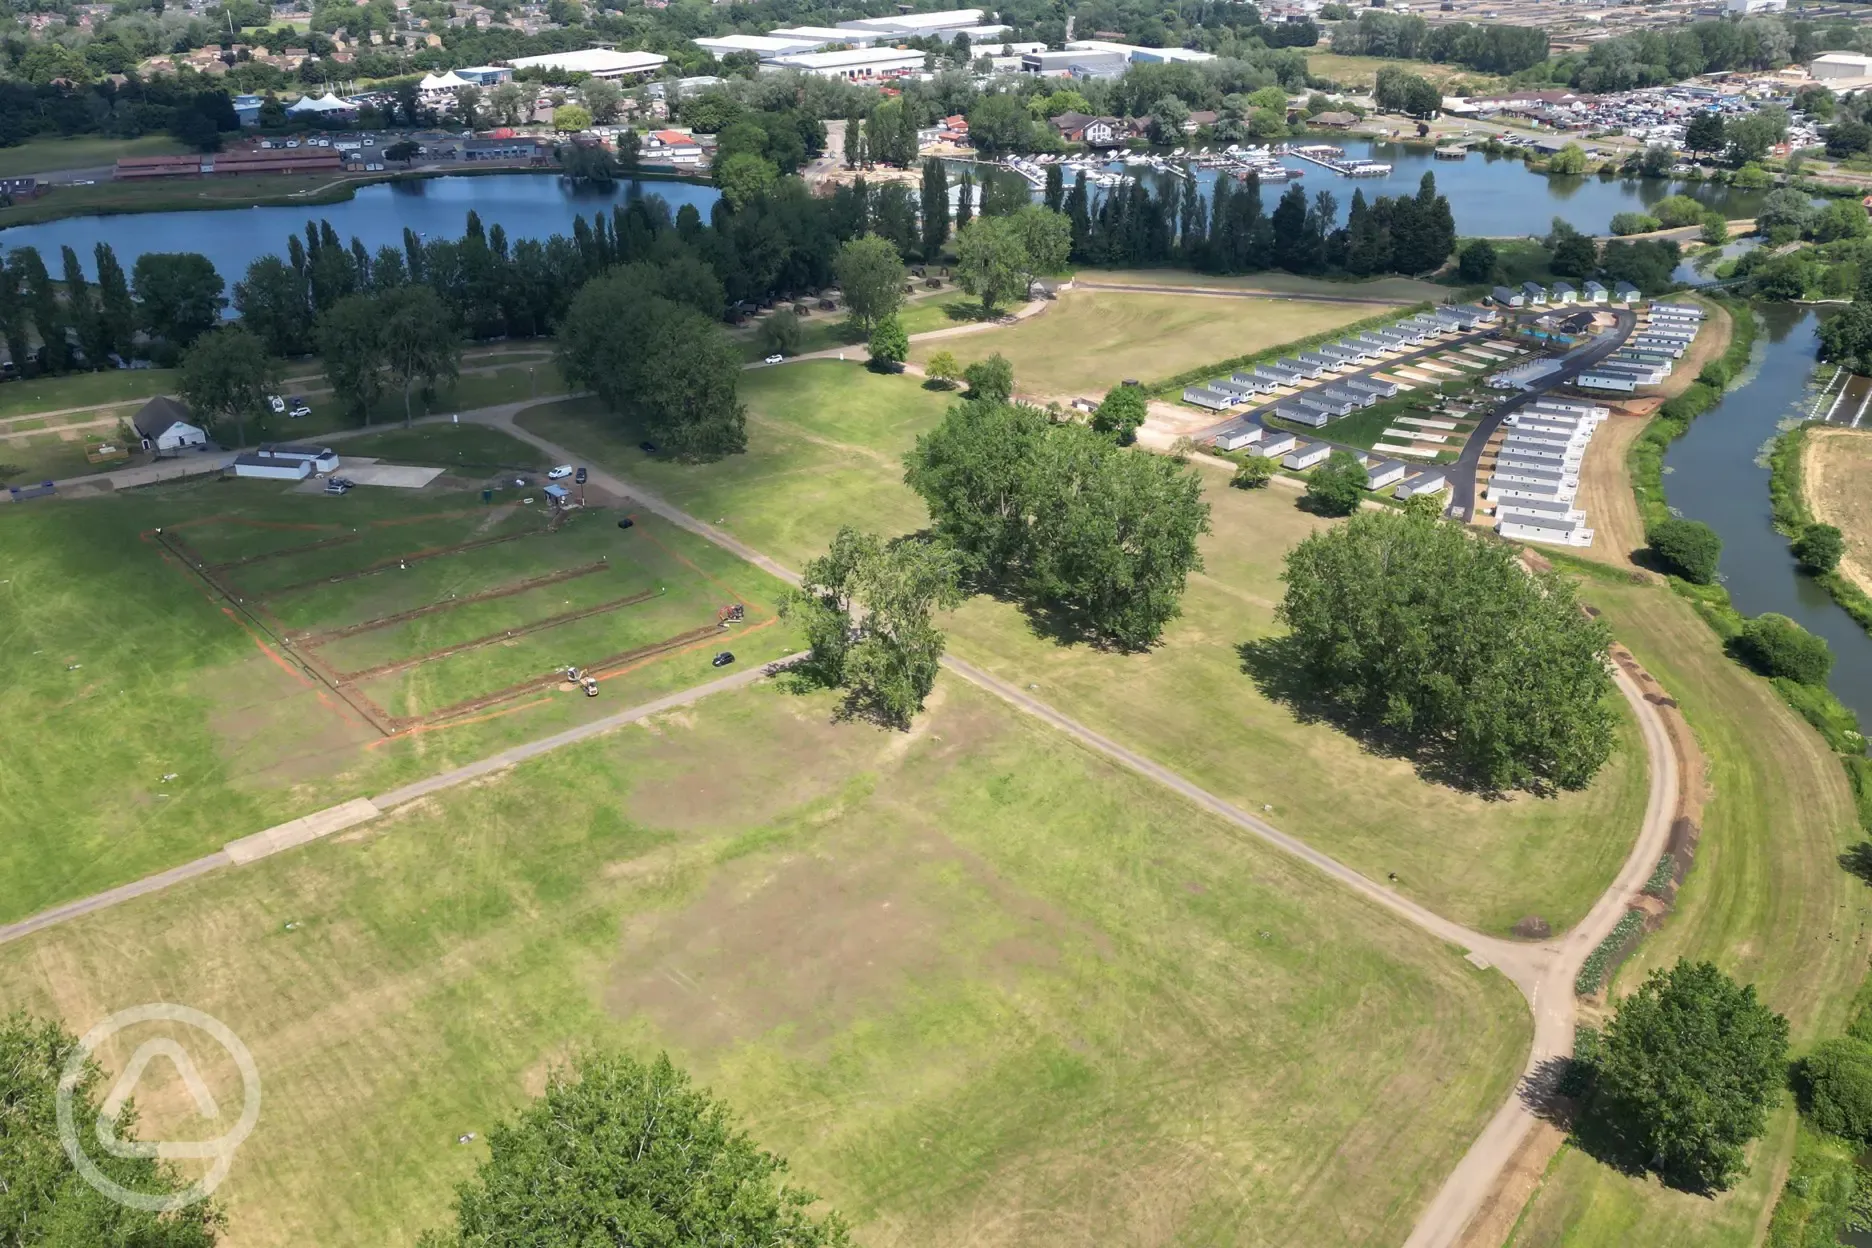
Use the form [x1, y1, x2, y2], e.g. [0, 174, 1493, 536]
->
[329, 587, 663, 682]
[297, 560, 614, 643]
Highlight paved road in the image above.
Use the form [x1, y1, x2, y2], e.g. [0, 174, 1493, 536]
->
[1446, 308, 1636, 520]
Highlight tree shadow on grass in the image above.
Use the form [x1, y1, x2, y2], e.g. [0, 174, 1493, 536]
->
[1840, 841, 1872, 885]
[941, 302, 999, 325]
[1234, 633, 1529, 797]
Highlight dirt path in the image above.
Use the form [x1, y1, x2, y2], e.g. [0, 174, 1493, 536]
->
[487, 411, 1682, 1248]
[4, 396, 1683, 1248]
[1570, 413, 1648, 569]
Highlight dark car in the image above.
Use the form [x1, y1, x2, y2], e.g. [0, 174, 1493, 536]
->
[711, 652, 735, 668]
[639, 441, 656, 453]
[575, 466, 587, 484]
[617, 517, 634, 530]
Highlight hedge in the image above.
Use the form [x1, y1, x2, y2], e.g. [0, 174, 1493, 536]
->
[1576, 908, 1647, 996]
[1148, 302, 1436, 399]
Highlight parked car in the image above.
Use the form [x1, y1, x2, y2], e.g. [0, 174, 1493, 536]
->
[547, 465, 573, 480]
[268, 394, 286, 414]
[288, 398, 312, 418]
[617, 517, 634, 530]
[574, 466, 587, 484]
[324, 479, 352, 495]
[286, 140, 300, 148]
[711, 652, 735, 668]
[764, 353, 784, 365]
[638, 441, 656, 453]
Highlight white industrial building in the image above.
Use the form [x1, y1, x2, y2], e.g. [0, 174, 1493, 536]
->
[837, 8, 984, 35]
[694, 33, 827, 58]
[1811, 52, 1872, 81]
[507, 48, 668, 78]
[765, 46, 927, 79]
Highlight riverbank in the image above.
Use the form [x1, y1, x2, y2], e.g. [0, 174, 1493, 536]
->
[1769, 419, 1872, 635]
[0, 163, 711, 230]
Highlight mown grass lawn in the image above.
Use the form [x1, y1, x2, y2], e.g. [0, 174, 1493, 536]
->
[0, 677, 1529, 1248]
[0, 478, 796, 924]
[909, 290, 1394, 399]
[0, 135, 188, 177]
[522, 356, 1652, 935]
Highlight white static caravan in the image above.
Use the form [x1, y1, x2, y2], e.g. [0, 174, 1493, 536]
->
[1229, 372, 1276, 394]
[1255, 363, 1303, 386]
[1279, 357, 1327, 380]
[1183, 386, 1235, 410]
[1487, 479, 1574, 506]
[1526, 399, 1609, 420]
[1365, 459, 1408, 490]
[1320, 387, 1376, 409]
[1583, 280, 1608, 304]
[1214, 426, 1263, 452]
[1297, 352, 1346, 373]
[1274, 403, 1329, 429]
[1498, 509, 1595, 548]
[1252, 430, 1299, 458]
[1344, 376, 1400, 399]
[1283, 440, 1333, 470]
[1320, 343, 1371, 365]
[1394, 470, 1447, 500]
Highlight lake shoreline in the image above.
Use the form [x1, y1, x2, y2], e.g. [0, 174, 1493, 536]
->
[0, 163, 713, 232]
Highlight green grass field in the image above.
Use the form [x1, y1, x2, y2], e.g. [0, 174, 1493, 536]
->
[521, 362, 948, 569]
[0, 477, 797, 924]
[0, 676, 1529, 1248]
[1081, 268, 1449, 303]
[1506, 569, 1869, 1246]
[522, 359, 1651, 934]
[1304, 52, 1507, 93]
[0, 369, 179, 420]
[334, 423, 554, 474]
[909, 290, 1395, 399]
[0, 135, 188, 177]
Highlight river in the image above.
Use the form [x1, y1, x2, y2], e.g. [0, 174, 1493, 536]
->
[1661, 303, 1872, 721]
[0, 173, 722, 282]
[3, 144, 1782, 283]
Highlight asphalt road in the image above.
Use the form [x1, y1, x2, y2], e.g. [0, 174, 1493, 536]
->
[1446, 307, 1637, 520]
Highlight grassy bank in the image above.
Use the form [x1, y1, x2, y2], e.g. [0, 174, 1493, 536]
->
[0, 135, 189, 178]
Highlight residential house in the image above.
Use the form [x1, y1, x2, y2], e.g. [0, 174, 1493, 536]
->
[642, 130, 704, 166]
[133, 397, 208, 454]
[1049, 111, 1122, 145]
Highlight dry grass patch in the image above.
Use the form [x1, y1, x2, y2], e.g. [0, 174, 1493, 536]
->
[910, 290, 1393, 400]
[0, 679, 1529, 1248]
[1801, 425, 1872, 598]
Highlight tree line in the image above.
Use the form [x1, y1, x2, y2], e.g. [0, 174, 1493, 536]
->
[1053, 165, 1456, 278]
[1327, 12, 1550, 76]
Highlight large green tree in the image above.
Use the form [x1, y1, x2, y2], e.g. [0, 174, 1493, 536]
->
[421, 1050, 848, 1247]
[1276, 508, 1616, 792]
[132, 252, 225, 349]
[1303, 449, 1366, 516]
[953, 215, 1029, 314]
[905, 402, 1210, 648]
[379, 285, 461, 427]
[178, 326, 280, 448]
[920, 157, 952, 256]
[783, 527, 964, 727]
[315, 292, 389, 422]
[0, 1011, 223, 1247]
[556, 270, 746, 461]
[233, 255, 314, 358]
[1645, 517, 1722, 584]
[834, 234, 905, 334]
[1091, 383, 1147, 445]
[1588, 960, 1788, 1193]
